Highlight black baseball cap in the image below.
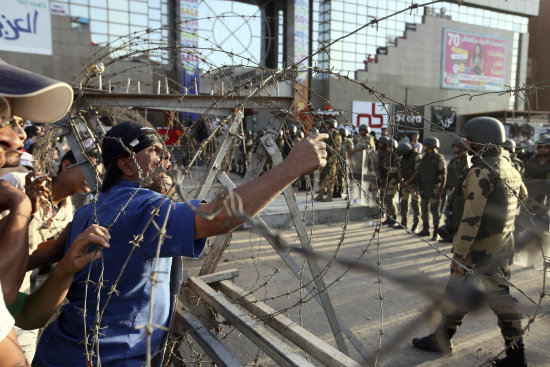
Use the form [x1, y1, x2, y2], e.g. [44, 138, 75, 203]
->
[101, 120, 160, 170]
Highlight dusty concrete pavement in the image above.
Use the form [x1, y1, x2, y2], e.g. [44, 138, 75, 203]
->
[181, 216, 550, 367]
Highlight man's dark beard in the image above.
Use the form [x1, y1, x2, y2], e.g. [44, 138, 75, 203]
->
[145, 171, 173, 196]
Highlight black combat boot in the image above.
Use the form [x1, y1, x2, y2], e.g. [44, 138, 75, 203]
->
[411, 220, 418, 232]
[412, 328, 453, 354]
[381, 216, 393, 225]
[431, 231, 438, 241]
[393, 219, 406, 229]
[493, 342, 527, 367]
[416, 226, 430, 237]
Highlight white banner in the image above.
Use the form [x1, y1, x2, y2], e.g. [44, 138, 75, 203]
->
[352, 101, 389, 136]
[0, 0, 52, 55]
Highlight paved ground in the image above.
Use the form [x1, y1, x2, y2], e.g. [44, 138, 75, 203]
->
[181, 193, 550, 367]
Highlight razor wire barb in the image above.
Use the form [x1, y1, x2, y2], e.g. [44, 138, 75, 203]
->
[27, 0, 550, 366]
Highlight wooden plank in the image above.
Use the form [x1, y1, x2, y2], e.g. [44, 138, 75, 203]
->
[188, 277, 316, 367]
[198, 268, 239, 284]
[218, 280, 361, 367]
[178, 310, 244, 367]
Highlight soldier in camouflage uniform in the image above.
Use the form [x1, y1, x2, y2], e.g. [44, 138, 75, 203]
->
[381, 138, 400, 225]
[413, 117, 528, 367]
[515, 136, 550, 257]
[502, 139, 523, 173]
[440, 140, 470, 242]
[416, 137, 446, 240]
[444, 140, 469, 199]
[242, 129, 254, 177]
[522, 137, 550, 218]
[334, 126, 353, 198]
[374, 136, 390, 210]
[395, 142, 421, 230]
[316, 119, 342, 202]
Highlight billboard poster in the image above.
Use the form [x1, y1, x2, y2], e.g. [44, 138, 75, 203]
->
[0, 0, 52, 55]
[431, 106, 457, 131]
[294, 0, 309, 112]
[441, 28, 507, 92]
[181, 0, 199, 95]
[352, 101, 389, 137]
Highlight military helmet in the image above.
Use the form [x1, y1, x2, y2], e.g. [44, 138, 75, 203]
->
[537, 136, 550, 148]
[310, 127, 319, 134]
[386, 138, 398, 149]
[296, 130, 304, 140]
[463, 117, 505, 145]
[396, 142, 412, 155]
[451, 139, 467, 151]
[503, 138, 516, 153]
[358, 124, 370, 133]
[337, 126, 348, 137]
[423, 137, 440, 148]
[378, 135, 390, 145]
[288, 124, 297, 135]
[325, 118, 338, 129]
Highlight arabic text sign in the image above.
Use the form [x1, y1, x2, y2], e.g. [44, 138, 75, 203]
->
[352, 101, 389, 136]
[0, 0, 52, 55]
[441, 28, 507, 92]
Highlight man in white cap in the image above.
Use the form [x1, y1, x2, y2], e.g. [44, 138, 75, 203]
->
[0, 60, 73, 362]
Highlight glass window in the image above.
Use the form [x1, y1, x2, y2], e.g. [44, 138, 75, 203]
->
[130, 13, 148, 25]
[149, 0, 160, 7]
[149, 20, 161, 29]
[90, 7, 108, 21]
[90, 20, 108, 34]
[150, 8, 161, 20]
[70, 0, 88, 5]
[332, 1, 343, 11]
[109, 10, 129, 24]
[110, 23, 129, 36]
[91, 33, 108, 45]
[130, 1, 148, 13]
[130, 25, 147, 34]
[69, 4, 89, 18]
[109, 0, 128, 11]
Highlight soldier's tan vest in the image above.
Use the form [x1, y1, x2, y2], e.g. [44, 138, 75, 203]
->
[400, 151, 421, 181]
[474, 153, 522, 233]
[418, 152, 444, 189]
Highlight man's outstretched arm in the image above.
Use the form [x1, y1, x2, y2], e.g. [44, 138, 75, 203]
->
[195, 133, 328, 239]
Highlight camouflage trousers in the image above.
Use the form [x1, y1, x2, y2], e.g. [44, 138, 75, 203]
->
[319, 162, 338, 192]
[439, 232, 523, 344]
[399, 185, 419, 225]
[420, 187, 441, 230]
[381, 178, 399, 218]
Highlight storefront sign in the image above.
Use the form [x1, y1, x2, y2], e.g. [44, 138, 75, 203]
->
[352, 101, 389, 136]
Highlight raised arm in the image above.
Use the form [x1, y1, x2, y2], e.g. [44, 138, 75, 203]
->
[195, 133, 328, 238]
[0, 180, 31, 305]
[15, 225, 110, 330]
